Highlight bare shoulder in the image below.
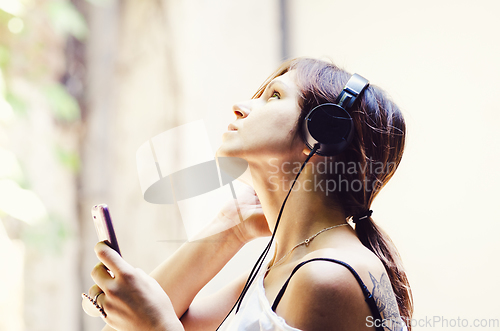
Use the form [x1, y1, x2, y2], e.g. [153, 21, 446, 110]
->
[276, 247, 402, 331]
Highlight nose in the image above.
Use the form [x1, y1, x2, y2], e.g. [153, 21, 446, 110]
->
[233, 101, 251, 118]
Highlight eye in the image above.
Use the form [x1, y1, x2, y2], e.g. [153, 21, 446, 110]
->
[268, 90, 281, 100]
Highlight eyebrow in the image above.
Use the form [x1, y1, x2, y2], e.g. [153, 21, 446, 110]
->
[267, 79, 288, 92]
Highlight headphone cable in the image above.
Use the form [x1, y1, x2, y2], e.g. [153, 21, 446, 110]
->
[216, 143, 319, 329]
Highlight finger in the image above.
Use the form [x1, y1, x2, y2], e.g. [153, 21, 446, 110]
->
[91, 262, 114, 289]
[94, 291, 106, 312]
[94, 242, 132, 277]
[88, 284, 103, 298]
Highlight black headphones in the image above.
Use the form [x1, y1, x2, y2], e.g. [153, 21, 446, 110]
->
[302, 73, 369, 156]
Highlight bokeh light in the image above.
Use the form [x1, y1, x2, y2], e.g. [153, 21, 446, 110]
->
[7, 17, 24, 34]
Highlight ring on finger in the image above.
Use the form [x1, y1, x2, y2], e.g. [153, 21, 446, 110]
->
[94, 291, 103, 302]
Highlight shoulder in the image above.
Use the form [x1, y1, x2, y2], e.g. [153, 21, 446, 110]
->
[276, 250, 389, 331]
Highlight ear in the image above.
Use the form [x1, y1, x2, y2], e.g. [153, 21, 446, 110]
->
[303, 146, 311, 155]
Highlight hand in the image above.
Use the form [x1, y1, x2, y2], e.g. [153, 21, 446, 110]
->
[82, 242, 184, 331]
[217, 183, 271, 244]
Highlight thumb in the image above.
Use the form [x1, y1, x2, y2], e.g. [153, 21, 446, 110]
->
[94, 241, 131, 276]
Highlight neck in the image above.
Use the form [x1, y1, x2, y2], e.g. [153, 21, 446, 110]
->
[248, 156, 352, 263]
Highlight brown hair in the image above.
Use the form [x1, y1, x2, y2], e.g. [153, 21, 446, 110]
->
[253, 58, 413, 327]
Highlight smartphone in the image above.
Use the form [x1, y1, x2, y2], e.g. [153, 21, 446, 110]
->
[92, 204, 122, 256]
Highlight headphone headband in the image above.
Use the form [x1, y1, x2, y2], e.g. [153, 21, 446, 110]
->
[336, 73, 370, 109]
[303, 73, 369, 156]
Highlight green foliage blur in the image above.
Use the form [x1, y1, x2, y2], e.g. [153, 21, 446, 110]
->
[0, 0, 91, 253]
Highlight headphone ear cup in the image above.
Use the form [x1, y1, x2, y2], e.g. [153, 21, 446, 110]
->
[303, 103, 354, 156]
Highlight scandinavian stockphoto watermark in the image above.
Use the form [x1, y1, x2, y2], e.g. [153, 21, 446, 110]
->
[267, 157, 397, 194]
[366, 316, 500, 329]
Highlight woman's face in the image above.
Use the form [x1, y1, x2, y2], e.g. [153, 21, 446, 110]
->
[217, 70, 304, 164]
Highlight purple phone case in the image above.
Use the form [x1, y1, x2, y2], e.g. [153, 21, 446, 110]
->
[92, 204, 122, 256]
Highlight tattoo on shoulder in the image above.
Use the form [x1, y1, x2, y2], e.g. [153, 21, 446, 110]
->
[369, 272, 404, 331]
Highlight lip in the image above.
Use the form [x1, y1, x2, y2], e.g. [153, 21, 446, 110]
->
[228, 123, 238, 131]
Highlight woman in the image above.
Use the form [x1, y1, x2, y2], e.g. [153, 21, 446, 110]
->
[83, 58, 413, 330]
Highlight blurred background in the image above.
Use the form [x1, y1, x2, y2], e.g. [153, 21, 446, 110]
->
[0, 0, 499, 330]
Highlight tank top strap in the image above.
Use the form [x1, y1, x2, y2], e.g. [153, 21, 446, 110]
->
[271, 257, 384, 330]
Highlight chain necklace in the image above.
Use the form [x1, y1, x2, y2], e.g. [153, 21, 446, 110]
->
[266, 222, 349, 272]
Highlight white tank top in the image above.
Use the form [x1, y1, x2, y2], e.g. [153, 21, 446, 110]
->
[219, 268, 300, 331]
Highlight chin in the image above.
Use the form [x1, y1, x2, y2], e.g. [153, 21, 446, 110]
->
[216, 142, 242, 158]
[216, 146, 229, 158]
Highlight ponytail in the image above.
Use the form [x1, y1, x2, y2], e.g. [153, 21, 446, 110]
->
[355, 217, 413, 329]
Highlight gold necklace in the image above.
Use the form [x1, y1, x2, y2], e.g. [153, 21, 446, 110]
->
[266, 222, 349, 271]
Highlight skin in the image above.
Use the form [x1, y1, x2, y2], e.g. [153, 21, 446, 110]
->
[84, 70, 402, 330]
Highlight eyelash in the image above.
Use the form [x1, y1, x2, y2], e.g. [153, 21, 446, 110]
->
[268, 90, 280, 100]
